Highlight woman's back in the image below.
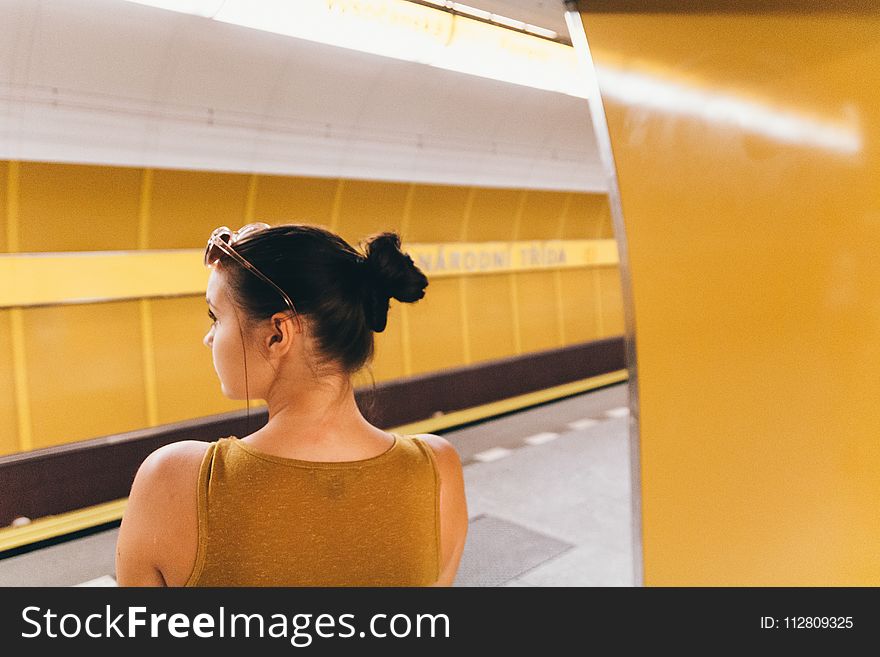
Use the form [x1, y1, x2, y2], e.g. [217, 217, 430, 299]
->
[185, 433, 440, 586]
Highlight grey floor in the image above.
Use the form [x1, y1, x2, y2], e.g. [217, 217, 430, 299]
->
[451, 383, 635, 586]
[0, 383, 635, 587]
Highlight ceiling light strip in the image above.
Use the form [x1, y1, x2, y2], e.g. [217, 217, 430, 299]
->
[122, 0, 584, 97]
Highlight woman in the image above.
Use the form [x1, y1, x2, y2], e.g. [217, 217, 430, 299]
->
[116, 222, 468, 586]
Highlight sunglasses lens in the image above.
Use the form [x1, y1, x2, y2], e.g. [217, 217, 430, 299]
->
[203, 226, 297, 320]
[236, 223, 270, 241]
[205, 228, 234, 266]
[205, 239, 228, 266]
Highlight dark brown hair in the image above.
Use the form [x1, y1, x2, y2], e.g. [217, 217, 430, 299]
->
[214, 223, 428, 375]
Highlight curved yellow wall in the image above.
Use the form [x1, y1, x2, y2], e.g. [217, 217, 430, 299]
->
[1, 161, 623, 455]
[578, 4, 880, 584]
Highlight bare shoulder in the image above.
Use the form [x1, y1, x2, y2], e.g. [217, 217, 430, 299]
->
[137, 440, 212, 481]
[125, 441, 210, 507]
[124, 439, 212, 530]
[414, 434, 463, 470]
[117, 440, 212, 586]
[147, 438, 213, 463]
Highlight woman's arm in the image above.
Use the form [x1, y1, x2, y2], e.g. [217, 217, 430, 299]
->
[115, 447, 174, 586]
[115, 440, 206, 586]
[420, 435, 468, 587]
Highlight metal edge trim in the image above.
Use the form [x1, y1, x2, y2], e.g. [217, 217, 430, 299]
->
[564, 8, 644, 587]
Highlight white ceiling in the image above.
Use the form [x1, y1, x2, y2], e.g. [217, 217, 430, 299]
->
[0, 0, 604, 191]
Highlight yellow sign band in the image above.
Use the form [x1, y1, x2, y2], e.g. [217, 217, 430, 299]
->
[0, 240, 619, 308]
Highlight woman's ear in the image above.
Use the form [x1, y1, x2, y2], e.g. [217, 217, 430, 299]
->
[266, 312, 294, 354]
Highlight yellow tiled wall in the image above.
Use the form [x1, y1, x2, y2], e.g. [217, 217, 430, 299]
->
[253, 175, 338, 227]
[404, 277, 469, 374]
[18, 162, 142, 252]
[149, 170, 252, 250]
[23, 302, 148, 449]
[0, 162, 623, 455]
[334, 179, 409, 242]
[516, 271, 563, 353]
[405, 185, 472, 243]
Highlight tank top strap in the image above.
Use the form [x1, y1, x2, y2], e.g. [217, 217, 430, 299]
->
[182, 439, 221, 587]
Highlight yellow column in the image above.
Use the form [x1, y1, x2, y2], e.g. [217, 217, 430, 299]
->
[137, 169, 159, 427]
[7, 161, 33, 452]
[592, 269, 605, 338]
[244, 173, 263, 408]
[399, 182, 415, 239]
[508, 190, 528, 354]
[554, 192, 573, 346]
[5, 162, 19, 252]
[329, 178, 345, 234]
[458, 188, 476, 365]
[399, 183, 416, 376]
[592, 195, 609, 337]
[244, 173, 258, 224]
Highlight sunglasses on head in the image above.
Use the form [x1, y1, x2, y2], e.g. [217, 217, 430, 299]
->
[204, 223, 299, 325]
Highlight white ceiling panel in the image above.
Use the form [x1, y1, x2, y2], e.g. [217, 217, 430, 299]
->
[0, 0, 604, 191]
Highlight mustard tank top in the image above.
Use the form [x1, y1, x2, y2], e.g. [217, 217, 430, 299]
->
[183, 433, 441, 587]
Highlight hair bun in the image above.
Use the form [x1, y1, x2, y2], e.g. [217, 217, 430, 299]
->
[360, 232, 428, 332]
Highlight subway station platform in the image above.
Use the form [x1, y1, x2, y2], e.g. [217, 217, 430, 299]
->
[0, 383, 633, 587]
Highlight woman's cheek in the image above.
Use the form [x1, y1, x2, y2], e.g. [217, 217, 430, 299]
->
[211, 328, 223, 371]
[215, 329, 235, 377]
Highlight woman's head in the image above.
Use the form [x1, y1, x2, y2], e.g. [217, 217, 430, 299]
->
[203, 223, 428, 399]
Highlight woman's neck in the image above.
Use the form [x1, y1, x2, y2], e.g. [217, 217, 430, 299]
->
[258, 375, 375, 445]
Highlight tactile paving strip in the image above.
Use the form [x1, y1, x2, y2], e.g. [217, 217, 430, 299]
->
[454, 514, 574, 587]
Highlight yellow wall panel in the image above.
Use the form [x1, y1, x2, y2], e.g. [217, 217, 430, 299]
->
[150, 296, 241, 425]
[24, 301, 147, 448]
[0, 161, 8, 253]
[18, 163, 141, 252]
[0, 310, 18, 455]
[465, 189, 521, 241]
[597, 210, 614, 239]
[518, 191, 570, 241]
[334, 180, 408, 247]
[406, 277, 466, 374]
[369, 302, 406, 383]
[515, 271, 563, 353]
[464, 274, 518, 364]
[149, 169, 251, 249]
[253, 175, 338, 227]
[404, 184, 471, 243]
[559, 269, 600, 345]
[579, 6, 880, 584]
[563, 193, 610, 239]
